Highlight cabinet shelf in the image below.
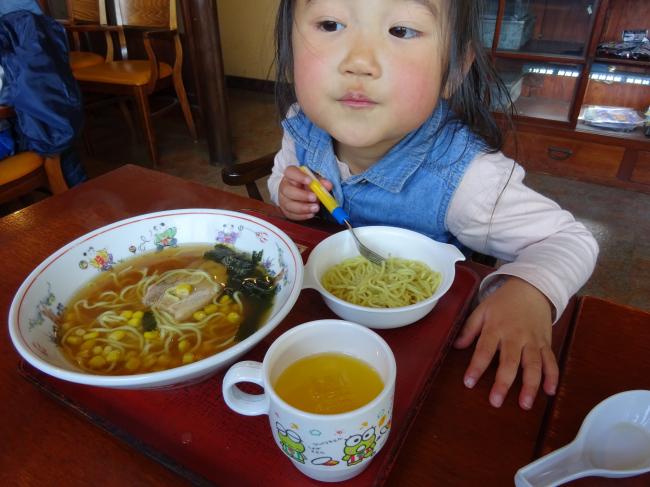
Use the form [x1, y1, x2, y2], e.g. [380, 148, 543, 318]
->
[498, 39, 587, 58]
[576, 122, 649, 144]
[513, 97, 572, 123]
[494, 50, 586, 64]
[490, 0, 650, 193]
[593, 56, 650, 68]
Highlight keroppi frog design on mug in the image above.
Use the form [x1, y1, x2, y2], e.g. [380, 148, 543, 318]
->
[276, 422, 306, 464]
[273, 407, 393, 469]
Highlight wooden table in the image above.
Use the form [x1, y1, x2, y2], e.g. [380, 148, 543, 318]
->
[1, 165, 648, 486]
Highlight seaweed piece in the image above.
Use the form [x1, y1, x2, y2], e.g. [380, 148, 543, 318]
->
[234, 294, 271, 342]
[204, 244, 276, 297]
[204, 244, 277, 342]
[142, 311, 157, 332]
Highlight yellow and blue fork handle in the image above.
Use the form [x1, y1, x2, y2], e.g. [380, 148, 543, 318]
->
[299, 166, 349, 225]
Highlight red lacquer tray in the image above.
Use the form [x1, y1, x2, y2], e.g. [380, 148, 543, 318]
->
[20, 215, 480, 487]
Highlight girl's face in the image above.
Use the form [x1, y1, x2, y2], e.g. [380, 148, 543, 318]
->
[292, 0, 448, 169]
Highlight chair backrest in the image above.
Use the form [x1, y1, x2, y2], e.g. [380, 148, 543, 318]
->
[113, 0, 176, 29]
[66, 0, 100, 23]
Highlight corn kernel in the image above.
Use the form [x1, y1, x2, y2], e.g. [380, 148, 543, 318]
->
[127, 317, 141, 327]
[174, 284, 192, 298]
[178, 339, 190, 353]
[60, 322, 73, 331]
[125, 357, 141, 371]
[219, 295, 231, 305]
[92, 345, 103, 355]
[144, 330, 158, 340]
[83, 332, 99, 340]
[132, 310, 144, 319]
[182, 353, 195, 364]
[75, 329, 86, 336]
[143, 356, 157, 368]
[157, 354, 170, 366]
[102, 345, 113, 355]
[204, 304, 218, 314]
[88, 355, 106, 368]
[66, 336, 81, 345]
[106, 350, 121, 362]
[120, 310, 133, 319]
[80, 339, 97, 351]
[192, 311, 206, 321]
[109, 330, 125, 341]
[227, 312, 240, 324]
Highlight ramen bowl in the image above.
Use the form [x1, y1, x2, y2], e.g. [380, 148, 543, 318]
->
[303, 226, 465, 329]
[8, 209, 304, 389]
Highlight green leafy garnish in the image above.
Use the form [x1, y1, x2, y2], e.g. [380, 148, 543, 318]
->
[204, 244, 276, 298]
[142, 311, 157, 332]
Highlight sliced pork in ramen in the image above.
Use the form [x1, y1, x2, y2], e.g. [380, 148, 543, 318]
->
[144, 273, 223, 321]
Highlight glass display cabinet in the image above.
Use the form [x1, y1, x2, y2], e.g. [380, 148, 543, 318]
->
[486, 0, 650, 192]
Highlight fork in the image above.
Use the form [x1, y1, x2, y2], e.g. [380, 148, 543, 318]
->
[299, 166, 386, 265]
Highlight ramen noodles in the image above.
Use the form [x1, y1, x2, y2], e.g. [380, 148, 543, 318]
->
[321, 256, 440, 308]
[58, 244, 276, 375]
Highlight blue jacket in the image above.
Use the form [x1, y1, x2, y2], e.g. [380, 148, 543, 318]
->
[0, 0, 43, 16]
[0, 10, 83, 156]
[283, 103, 484, 244]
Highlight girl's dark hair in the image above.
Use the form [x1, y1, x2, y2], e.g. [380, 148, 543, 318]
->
[274, 0, 512, 152]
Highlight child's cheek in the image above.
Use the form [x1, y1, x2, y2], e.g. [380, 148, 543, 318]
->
[391, 61, 442, 125]
[293, 50, 327, 108]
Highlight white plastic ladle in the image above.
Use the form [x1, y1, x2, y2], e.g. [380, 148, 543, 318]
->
[515, 390, 650, 487]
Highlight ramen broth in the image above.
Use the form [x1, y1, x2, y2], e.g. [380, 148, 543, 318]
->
[58, 245, 275, 375]
[273, 352, 384, 414]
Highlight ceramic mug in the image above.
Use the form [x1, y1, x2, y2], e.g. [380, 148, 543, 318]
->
[222, 319, 397, 483]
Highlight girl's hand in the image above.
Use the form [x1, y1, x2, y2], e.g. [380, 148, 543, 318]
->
[453, 276, 558, 410]
[278, 165, 333, 221]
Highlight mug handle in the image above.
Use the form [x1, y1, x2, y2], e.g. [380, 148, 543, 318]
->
[222, 360, 270, 416]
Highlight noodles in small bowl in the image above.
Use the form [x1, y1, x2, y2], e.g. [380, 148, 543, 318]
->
[321, 256, 441, 308]
[304, 226, 464, 329]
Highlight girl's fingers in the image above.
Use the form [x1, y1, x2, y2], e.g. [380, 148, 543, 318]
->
[453, 307, 485, 349]
[317, 176, 333, 191]
[281, 183, 317, 204]
[541, 346, 559, 396]
[462, 324, 499, 390]
[278, 174, 320, 220]
[519, 345, 543, 410]
[284, 165, 313, 186]
[280, 197, 320, 220]
[489, 341, 521, 408]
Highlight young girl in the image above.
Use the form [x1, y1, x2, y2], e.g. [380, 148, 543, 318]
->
[267, 0, 598, 410]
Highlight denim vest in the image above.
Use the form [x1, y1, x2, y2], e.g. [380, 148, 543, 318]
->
[282, 102, 484, 243]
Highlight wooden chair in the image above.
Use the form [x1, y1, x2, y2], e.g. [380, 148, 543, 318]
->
[55, 0, 138, 154]
[221, 154, 275, 202]
[47, 0, 113, 71]
[70, 0, 198, 167]
[0, 106, 68, 206]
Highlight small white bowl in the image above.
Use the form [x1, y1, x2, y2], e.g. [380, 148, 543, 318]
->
[8, 209, 304, 389]
[303, 226, 465, 329]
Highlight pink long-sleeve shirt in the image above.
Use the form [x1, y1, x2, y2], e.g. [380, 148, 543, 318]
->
[268, 132, 599, 320]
